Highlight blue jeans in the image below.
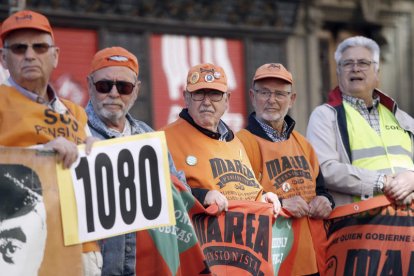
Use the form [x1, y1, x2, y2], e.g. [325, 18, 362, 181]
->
[99, 233, 136, 276]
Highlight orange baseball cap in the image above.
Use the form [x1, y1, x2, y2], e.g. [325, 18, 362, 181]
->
[90, 47, 139, 75]
[253, 63, 293, 84]
[186, 63, 227, 93]
[1, 10, 54, 42]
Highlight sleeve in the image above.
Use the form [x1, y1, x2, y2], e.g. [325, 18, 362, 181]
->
[306, 105, 379, 199]
[191, 188, 209, 205]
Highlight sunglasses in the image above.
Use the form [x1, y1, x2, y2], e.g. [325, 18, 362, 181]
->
[4, 43, 55, 55]
[93, 80, 136, 95]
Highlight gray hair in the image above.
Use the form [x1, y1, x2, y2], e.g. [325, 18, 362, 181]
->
[334, 36, 380, 72]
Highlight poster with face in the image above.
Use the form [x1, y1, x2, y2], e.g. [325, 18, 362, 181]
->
[0, 148, 83, 276]
[0, 164, 46, 275]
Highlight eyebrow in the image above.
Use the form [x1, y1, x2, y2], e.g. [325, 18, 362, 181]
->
[0, 227, 27, 243]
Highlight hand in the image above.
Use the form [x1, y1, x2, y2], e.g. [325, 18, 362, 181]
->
[44, 137, 78, 169]
[84, 136, 100, 155]
[282, 196, 309, 218]
[383, 171, 414, 201]
[262, 192, 281, 218]
[396, 192, 414, 206]
[204, 190, 228, 213]
[308, 196, 332, 219]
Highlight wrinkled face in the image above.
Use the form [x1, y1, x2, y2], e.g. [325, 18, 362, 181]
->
[184, 89, 230, 132]
[0, 29, 59, 88]
[88, 66, 140, 130]
[0, 202, 46, 275]
[250, 78, 295, 128]
[337, 46, 379, 98]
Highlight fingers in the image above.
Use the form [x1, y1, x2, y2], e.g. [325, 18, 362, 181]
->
[204, 190, 228, 213]
[44, 137, 78, 169]
[262, 192, 281, 217]
[85, 136, 100, 155]
[282, 196, 309, 218]
[308, 196, 332, 219]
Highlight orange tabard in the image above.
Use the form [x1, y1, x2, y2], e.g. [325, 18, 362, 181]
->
[0, 85, 87, 146]
[163, 118, 263, 201]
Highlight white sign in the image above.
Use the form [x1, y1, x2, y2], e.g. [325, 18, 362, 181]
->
[58, 132, 175, 245]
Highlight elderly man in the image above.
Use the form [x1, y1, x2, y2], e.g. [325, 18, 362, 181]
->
[236, 63, 333, 275]
[0, 10, 100, 275]
[162, 63, 280, 215]
[307, 36, 414, 206]
[86, 46, 188, 276]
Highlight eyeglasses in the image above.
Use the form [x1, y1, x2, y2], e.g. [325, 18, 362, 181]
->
[254, 89, 291, 100]
[3, 43, 55, 55]
[190, 90, 226, 102]
[340, 59, 377, 71]
[93, 79, 136, 95]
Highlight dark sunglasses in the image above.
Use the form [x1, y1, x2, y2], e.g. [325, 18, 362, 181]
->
[93, 80, 136, 95]
[4, 43, 55, 55]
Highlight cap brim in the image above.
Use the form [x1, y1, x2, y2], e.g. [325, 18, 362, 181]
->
[1, 25, 52, 41]
[254, 74, 292, 84]
[187, 82, 228, 93]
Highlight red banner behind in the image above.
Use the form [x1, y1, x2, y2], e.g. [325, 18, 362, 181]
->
[150, 34, 246, 131]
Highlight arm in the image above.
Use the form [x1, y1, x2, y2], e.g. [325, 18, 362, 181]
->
[307, 105, 380, 199]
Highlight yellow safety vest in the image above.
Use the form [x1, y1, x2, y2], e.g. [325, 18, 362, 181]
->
[344, 101, 413, 174]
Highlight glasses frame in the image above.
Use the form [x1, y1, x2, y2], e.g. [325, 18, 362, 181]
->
[339, 59, 377, 72]
[189, 89, 227, 102]
[254, 89, 292, 101]
[92, 78, 137, 95]
[3, 43, 55, 55]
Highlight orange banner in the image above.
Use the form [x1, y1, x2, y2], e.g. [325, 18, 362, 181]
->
[314, 196, 414, 275]
[191, 201, 274, 276]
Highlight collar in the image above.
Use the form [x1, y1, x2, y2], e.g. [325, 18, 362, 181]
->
[342, 93, 380, 109]
[179, 108, 234, 141]
[8, 77, 57, 105]
[86, 101, 153, 139]
[245, 112, 296, 142]
[327, 86, 396, 111]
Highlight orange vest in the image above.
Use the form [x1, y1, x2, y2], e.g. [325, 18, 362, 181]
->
[163, 118, 263, 201]
[0, 85, 87, 146]
[237, 129, 320, 275]
[0, 85, 98, 253]
[237, 129, 317, 202]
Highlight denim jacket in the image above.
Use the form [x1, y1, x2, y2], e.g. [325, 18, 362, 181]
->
[86, 102, 188, 276]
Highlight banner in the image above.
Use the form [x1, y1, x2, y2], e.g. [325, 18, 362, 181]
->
[136, 176, 211, 276]
[0, 147, 83, 276]
[191, 200, 275, 276]
[314, 196, 414, 275]
[57, 132, 175, 245]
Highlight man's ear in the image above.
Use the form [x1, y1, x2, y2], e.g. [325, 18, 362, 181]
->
[0, 49, 9, 70]
[183, 90, 191, 107]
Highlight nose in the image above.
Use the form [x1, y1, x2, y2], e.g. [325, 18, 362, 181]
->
[24, 46, 36, 59]
[201, 95, 212, 105]
[108, 84, 120, 97]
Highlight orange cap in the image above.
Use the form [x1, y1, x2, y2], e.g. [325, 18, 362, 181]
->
[90, 47, 139, 75]
[186, 63, 227, 93]
[1, 10, 54, 42]
[253, 63, 293, 84]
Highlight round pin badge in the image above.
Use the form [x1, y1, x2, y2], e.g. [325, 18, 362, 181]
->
[282, 182, 291, 192]
[190, 72, 200, 84]
[213, 71, 221, 79]
[204, 74, 214, 83]
[186, 155, 197, 166]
